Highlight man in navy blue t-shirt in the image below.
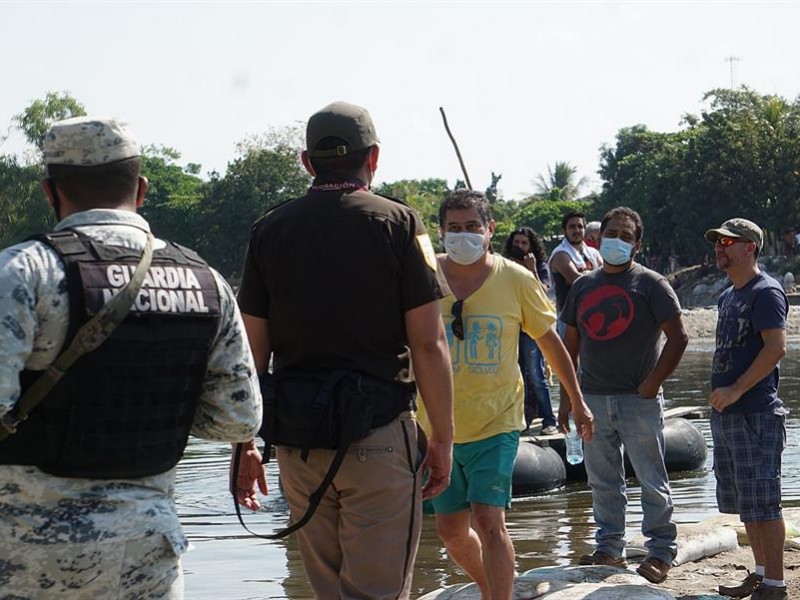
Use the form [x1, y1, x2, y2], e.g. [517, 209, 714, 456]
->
[706, 218, 789, 600]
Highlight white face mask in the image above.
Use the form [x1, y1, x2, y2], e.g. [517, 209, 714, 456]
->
[444, 232, 487, 265]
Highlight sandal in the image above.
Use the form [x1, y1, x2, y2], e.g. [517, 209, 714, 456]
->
[636, 557, 671, 584]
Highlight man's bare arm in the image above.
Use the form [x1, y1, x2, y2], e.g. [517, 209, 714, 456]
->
[710, 328, 786, 412]
[637, 314, 689, 399]
[230, 313, 271, 509]
[550, 252, 583, 285]
[536, 326, 594, 441]
[405, 300, 454, 500]
[242, 314, 271, 374]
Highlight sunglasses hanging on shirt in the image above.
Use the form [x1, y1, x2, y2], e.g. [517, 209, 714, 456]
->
[451, 300, 464, 340]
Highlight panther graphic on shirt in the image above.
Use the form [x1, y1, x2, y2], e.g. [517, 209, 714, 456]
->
[577, 284, 634, 341]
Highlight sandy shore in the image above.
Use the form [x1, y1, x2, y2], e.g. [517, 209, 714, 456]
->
[423, 545, 800, 599]
[659, 544, 800, 599]
[682, 306, 800, 343]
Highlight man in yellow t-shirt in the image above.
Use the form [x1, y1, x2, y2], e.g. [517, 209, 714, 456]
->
[418, 190, 594, 600]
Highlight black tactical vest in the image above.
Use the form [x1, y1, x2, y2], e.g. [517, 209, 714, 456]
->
[0, 229, 221, 479]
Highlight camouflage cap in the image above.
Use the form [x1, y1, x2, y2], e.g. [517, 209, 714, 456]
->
[704, 217, 764, 249]
[306, 101, 378, 158]
[43, 116, 139, 169]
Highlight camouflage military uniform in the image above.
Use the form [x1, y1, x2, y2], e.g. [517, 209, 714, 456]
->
[0, 209, 261, 599]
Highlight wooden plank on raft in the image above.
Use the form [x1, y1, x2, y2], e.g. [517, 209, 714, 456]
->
[664, 405, 707, 419]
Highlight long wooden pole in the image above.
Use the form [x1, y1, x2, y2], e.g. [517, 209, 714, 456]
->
[439, 107, 473, 191]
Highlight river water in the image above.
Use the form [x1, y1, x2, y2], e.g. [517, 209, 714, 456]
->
[177, 349, 800, 599]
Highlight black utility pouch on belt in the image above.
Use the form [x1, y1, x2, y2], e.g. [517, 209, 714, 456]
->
[260, 368, 414, 455]
[235, 368, 415, 540]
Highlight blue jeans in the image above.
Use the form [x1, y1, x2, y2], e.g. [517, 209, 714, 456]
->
[556, 317, 566, 339]
[583, 392, 677, 564]
[519, 334, 555, 428]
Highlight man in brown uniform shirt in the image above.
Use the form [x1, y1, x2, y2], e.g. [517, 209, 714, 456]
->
[232, 101, 454, 600]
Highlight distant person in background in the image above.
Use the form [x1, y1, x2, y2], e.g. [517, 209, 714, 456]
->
[585, 220, 601, 250]
[549, 211, 603, 329]
[705, 218, 789, 600]
[781, 227, 796, 258]
[668, 254, 679, 274]
[561, 206, 687, 584]
[503, 227, 558, 435]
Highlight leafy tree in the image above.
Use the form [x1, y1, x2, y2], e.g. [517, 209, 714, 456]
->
[374, 178, 451, 243]
[485, 172, 503, 203]
[196, 129, 310, 278]
[597, 125, 695, 255]
[138, 145, 207, 246]
[235, 124, 304, 156]
[598, 87, 800, 261]
[0, 155, 51, 247]
[534, 161, 587, 201]
[376, 174, 508, 246]
[517, 199, 593, 240]
[13, 91, 86, 154]
[375, 178, 451, 201]
[690, 88, 800, 238]
[0, 92, 86, 245]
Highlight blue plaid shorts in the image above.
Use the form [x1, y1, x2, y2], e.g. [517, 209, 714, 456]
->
[711, 408, 786, 522]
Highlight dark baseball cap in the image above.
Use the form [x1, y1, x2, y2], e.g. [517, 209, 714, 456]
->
[704, 217, 764, 249]
[306, 101, 379, 158]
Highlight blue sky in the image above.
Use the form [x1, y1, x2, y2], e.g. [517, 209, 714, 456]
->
[2, 1, 799, 199]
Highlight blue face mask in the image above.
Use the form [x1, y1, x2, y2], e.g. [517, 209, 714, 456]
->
[600, 237, 635, 266]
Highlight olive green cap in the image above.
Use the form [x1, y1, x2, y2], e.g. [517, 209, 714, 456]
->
[705, 217, 764, 249]
[306, 101, 378, 158]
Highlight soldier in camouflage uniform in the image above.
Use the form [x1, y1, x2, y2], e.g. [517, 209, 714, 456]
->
[0, 117, 262, 599]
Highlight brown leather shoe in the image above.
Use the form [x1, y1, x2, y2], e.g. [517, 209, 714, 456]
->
[578, 550, 628, 568]
[719, 572, 763, 598]
[636, 557, 671, 583]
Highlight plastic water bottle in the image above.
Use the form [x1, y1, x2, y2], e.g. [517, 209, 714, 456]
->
[565, 416, 583, 465]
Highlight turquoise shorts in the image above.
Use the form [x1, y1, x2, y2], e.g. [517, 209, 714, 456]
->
[430, 431, 520, 515]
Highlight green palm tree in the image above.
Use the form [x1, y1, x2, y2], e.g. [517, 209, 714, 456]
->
[534, 161, 588, 201]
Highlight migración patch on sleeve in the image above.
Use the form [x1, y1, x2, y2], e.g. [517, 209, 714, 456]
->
[416, 233, 438, 272]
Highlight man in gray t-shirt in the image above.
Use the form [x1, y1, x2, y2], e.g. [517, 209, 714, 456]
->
[560, 207, 688, 584]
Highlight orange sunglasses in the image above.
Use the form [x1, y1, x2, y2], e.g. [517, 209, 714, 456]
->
[716, 236, 751, 247]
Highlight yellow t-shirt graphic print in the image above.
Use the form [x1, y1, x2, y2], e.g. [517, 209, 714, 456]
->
[418, 256, 556, 444]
